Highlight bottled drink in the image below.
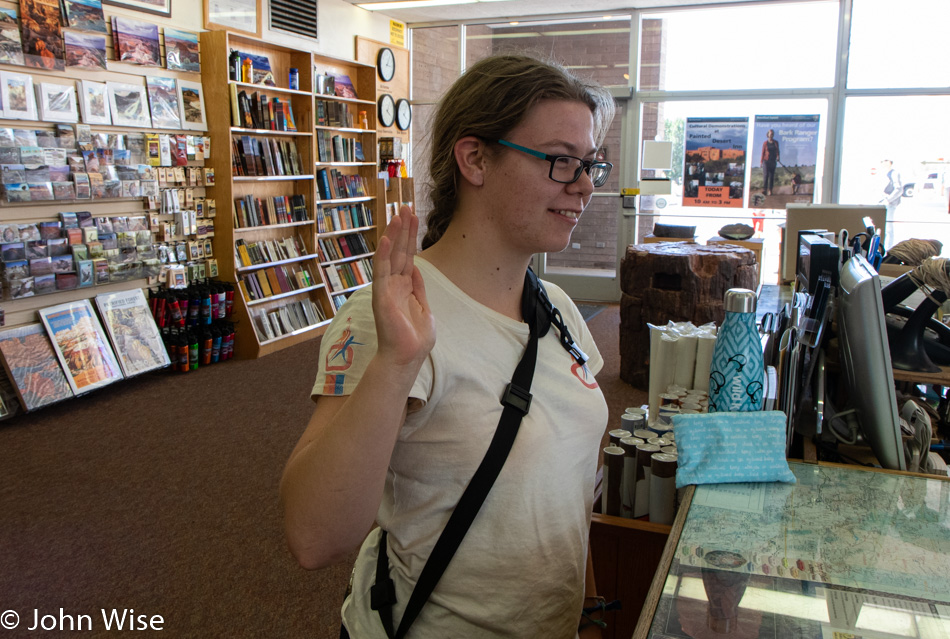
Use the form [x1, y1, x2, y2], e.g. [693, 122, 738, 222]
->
[708, 288, 764, 412]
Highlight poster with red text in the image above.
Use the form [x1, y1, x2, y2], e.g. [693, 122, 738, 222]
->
[683, 117, 748, 208]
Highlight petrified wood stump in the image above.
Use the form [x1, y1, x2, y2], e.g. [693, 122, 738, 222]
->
[619, 242, 758, 390]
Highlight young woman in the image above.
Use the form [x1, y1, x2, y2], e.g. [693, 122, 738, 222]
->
[281, 53, 615, 638]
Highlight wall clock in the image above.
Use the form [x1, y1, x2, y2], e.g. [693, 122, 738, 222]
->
[396, 98, 412, 131]
[378, 94, 396, 128]
[377, 47, 395, 83]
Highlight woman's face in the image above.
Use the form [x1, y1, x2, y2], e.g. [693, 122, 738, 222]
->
[481, 99, 598, 256]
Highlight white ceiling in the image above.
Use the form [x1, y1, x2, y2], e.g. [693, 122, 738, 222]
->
[347, 0, 766, 26]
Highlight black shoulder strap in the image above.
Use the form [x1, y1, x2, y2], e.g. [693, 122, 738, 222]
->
[370, 268, 584, 639]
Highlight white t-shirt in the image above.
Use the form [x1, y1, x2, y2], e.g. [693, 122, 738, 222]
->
[312, 257, 608, 638]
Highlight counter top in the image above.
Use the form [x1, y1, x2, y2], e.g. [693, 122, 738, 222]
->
[634, 461, 950, 638]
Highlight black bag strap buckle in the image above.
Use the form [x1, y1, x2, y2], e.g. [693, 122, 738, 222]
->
[500, 382, 532, 415]
[370, 577, 396, 611]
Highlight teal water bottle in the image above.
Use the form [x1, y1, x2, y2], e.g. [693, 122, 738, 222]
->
[708, 288, 764, 412]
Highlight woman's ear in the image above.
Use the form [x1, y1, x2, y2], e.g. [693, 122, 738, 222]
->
[454, 136, 488, 187]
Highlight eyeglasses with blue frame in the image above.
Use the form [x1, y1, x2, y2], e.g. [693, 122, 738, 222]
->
[496, 139, 613, 188]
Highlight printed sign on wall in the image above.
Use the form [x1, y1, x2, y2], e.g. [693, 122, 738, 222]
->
[749, 115, 820, 209]
[683, 117, 748, 208]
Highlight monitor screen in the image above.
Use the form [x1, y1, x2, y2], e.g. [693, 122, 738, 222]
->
[835, 254, 906, 471]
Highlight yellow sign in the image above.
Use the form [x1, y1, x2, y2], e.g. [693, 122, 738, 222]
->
[390, 20, 405, 47]
[621, 188, 640, 196]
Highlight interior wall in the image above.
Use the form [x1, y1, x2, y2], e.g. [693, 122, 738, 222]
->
[166, 0, 393, 59]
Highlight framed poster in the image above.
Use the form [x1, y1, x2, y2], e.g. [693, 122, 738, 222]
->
[102, 0, 170, 17]
[77, 79, 112, 125]
[0, 71, 37, 120]
[177, 79, 207, 132]
[204, 0, 260, 37]
[107, 81, 152, 128]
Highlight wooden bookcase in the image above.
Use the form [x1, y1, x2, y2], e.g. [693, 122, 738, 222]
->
[311, 54, 378, 313]
[200, 30, 379, 359]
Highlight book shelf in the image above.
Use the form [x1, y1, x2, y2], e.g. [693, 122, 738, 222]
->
[312, 54, 378, 314]
[200, 30, 379, 358]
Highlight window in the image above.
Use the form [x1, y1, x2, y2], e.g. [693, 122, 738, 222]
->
[848, 0, 950, 89]
[465, 18, 632, 89]
[839, 96, 950, 250]
[639, 2, 839, 92]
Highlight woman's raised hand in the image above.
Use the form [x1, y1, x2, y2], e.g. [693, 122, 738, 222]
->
[371, 205, 436, 368]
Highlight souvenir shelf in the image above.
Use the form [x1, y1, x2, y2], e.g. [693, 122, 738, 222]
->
[200, 30, 379, 358]
[0, 22, 210, 330]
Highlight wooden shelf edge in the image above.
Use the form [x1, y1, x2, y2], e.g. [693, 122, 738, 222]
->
[319, 252, 373, 267]
[245, 284, 324, 306]
[236, 253, 320, 273]
[317, 225, 375, 237]
[234, 220, 314, 233]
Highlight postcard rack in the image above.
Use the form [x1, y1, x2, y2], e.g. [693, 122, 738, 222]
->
[0, 4, 211, 330]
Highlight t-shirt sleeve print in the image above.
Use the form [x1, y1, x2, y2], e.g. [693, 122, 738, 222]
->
[323, 319, 364, 394]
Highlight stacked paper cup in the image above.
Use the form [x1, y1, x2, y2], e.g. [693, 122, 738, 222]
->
[647, 321, 717, 424]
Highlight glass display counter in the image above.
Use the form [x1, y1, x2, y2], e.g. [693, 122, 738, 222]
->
[635, 461, 950, 638]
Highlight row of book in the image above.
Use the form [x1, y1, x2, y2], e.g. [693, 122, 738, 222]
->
[324, 257, 373, 293]
[317, 168, 368, 201]
[238, 263, 316, 302]
[315, 203, 374, 233]
[316, 131, 365, 164]
[232, 193, 309, 228]
[231, 135, 303, 177]
[231, 87, 298, 132]
[315, 100, 358, 128]
[253, 298, 327, 343]
[317, 232, 374, 263]
[235, 236, 308, 268]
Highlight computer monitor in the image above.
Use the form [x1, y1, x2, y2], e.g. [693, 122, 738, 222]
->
[833, 254, 906, 471]
[782, 204, 886, 282]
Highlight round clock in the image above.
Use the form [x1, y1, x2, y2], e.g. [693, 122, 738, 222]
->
[378, 94, 396, 128]
[395, 98, 412, 131]
[377, 47, 396, 83]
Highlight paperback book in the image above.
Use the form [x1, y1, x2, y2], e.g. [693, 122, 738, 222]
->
[62, 0, 107, 34]
[0, 323, 73, 411]
[95, 288, 169, 376]
[19, 0, 65, 72]
[39, 299, 123, 395]
[112, 16, 160, 67]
